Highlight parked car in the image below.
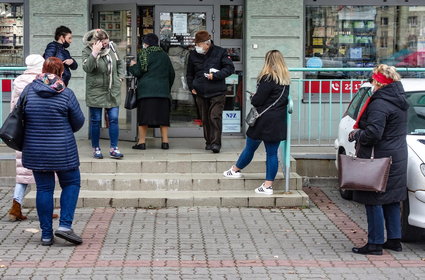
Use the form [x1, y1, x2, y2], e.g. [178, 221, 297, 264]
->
[334, 79, 425, 241]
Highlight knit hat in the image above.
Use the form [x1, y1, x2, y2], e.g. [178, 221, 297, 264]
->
[194, 30, 211, 43]
[25, 54, 44, 72]
[142, 33, 159, 46]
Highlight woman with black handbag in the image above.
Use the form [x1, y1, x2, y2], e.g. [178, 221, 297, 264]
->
[128, 33, 175, 150]
[349, 64, 409, 255]
[222, 50, 290, 195]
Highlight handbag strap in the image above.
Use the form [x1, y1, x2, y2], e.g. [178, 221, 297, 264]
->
[355, 144, 375, 159]
[256, 86, 286, 117]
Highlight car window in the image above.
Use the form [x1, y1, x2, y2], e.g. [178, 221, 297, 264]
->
[346, 87, 371, 119]
[406, 91, 425, 135]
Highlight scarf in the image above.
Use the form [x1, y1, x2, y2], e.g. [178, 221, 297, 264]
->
[138, 46, 163, 72]
[36, 73, 66, 93]
[353, 96, 371, 129]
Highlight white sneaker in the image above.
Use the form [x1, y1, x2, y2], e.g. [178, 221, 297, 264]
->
[255, 183, 273, 195]
[223, 167, 242, 178]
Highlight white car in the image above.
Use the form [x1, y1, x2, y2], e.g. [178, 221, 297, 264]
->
[334, 79, 425, 241]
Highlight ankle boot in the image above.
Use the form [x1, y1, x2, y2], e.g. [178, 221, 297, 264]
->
[383, 239, 402, 252]
[8, 199, 27, 221]
[352, 243, 383, 255]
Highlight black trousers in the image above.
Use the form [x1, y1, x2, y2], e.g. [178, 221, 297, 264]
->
[196, 94, 226, 146]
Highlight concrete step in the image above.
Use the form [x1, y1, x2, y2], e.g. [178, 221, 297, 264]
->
[79, 154, 298, 174]
[79, 172, 303, 191]
[24, 190, 310, 208]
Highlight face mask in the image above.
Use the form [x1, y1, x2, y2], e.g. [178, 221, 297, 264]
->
[195, 46, 205, 54]
[62, 41, 70, 49]
[142, 43, 148, 49]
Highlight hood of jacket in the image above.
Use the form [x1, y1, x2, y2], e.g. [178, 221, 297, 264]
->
[32, 73, 66, 98]
[371, 81, 409, 111]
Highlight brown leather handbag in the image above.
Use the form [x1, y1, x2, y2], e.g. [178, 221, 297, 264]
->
[338, 147, 392, 192]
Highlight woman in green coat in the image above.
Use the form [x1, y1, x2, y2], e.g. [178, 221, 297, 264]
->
[82, 29, 125, 159]
[129, 33, 175, 150]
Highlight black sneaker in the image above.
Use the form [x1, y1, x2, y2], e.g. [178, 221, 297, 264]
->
[41, 237, 54, 246]
[55, 229, 83, 245]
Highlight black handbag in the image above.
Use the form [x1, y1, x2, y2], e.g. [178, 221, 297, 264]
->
[124, 77, 137, 110]
[0, 86, 29, 151]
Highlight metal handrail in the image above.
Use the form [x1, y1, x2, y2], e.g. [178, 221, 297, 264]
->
[280, 96, 293, 193]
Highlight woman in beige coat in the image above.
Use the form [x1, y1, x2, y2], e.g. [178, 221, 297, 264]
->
[7, 54, 57, 221]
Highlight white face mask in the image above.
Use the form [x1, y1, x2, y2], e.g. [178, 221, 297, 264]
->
[142, 43, 148, 49]
[195, 46, 205, 54]
[370, 85, 375, 93]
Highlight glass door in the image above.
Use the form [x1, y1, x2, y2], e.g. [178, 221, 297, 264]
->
[92, 4, 138, 141]
[154, 5, 214, 137]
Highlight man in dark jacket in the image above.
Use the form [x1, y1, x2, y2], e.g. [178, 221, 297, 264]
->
[186, 30, 235, 153]
[43, 26, 78, 86]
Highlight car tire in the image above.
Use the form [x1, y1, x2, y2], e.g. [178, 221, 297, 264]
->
[337, 149, 353, 200]
[401, 198, 425, 242]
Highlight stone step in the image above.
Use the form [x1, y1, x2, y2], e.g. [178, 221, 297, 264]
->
[79, 155, 298, 174]
[24, 190, 310, 208]
[79, 172, 303, 191]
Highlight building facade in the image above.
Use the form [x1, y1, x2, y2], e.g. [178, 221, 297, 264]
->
[1, 0, 424, 140]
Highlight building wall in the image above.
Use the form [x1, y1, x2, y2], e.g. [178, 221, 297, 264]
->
[28, 0, 89, 137]
[245, 0, 304, 90]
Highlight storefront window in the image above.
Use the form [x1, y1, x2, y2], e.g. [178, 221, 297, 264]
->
[0, 3, 24, 66]
[220, 5, 243, 39]
[306, 6, 425, 78]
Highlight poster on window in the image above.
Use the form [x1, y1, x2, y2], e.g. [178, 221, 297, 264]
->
[173, 13, 188, 34]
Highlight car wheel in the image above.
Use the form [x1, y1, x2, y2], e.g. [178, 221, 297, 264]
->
[401, 198, 425, 242]
[338, 149, 353, 200]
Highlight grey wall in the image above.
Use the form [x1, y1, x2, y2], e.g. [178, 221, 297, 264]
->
[28, 0, 89, 137]
[244, 0, 304, 130]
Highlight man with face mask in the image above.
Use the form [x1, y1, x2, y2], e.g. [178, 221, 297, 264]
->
[43, 26, 78, 86]
[186, 30, 235, 153]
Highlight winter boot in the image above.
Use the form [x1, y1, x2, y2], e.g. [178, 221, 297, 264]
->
[8, 199, 27, 221]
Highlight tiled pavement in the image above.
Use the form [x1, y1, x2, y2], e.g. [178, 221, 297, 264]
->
[0, 185, 425, 279]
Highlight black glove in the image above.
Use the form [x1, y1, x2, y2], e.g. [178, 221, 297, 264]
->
[348, 129, 360, 142]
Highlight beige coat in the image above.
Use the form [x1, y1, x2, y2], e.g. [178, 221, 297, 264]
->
[11, 70, 38, 184]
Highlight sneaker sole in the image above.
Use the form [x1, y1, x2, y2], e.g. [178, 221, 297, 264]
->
[54, 231, 82, 245]
[255, 189, 273, 195]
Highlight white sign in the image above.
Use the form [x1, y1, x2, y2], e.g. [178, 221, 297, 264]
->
[222, 110, 241, 133]
[173, 13, 187, 34]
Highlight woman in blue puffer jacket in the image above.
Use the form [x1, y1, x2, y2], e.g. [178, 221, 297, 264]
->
[22, 57, 85, 246]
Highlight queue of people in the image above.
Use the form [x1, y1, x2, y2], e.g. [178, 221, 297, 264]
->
[4, 25, 410, 256]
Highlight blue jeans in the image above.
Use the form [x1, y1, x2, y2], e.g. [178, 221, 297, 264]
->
[13, 183, 28, 205]
[89, 107, 119, 148]
[365, 202, 401, 244]
[236, 137, 280, 181]
[33, 168, 81, 239]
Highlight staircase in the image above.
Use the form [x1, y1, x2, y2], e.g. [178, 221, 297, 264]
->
[19, 139, 309, 208]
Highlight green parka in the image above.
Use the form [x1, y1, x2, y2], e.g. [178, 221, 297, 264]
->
[82, 43, 125, 108]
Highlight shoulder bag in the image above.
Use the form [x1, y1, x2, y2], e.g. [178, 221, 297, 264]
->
[245, 86, 286, 127]
[338, 146, 392, 192]
[124, 76, 138, 110]
[0, 85, 29, 151]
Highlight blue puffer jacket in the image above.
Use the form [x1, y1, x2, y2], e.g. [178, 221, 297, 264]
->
[44, 41, 78, 86]
[22, 79, 85, 171]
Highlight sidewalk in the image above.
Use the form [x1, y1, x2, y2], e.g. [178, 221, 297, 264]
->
[1, 184, 424, 279]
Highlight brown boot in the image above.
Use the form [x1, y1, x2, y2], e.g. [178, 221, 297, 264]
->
[8, 199, 27, 221]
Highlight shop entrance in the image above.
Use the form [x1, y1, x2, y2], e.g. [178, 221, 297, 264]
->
[153, 5, 214, 137]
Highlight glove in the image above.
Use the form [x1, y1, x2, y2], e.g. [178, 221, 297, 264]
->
[348, 129, 360, 142]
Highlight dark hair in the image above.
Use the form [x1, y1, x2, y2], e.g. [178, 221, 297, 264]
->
[42, 57, 64, 77]
[54, 26, 72, 41]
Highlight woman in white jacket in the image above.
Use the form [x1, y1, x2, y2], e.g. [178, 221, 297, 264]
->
[7, 54, 57, 221]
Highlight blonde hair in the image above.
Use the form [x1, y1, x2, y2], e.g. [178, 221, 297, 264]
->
[373, 64, 401, 87]
[257, 50, 290, 85]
